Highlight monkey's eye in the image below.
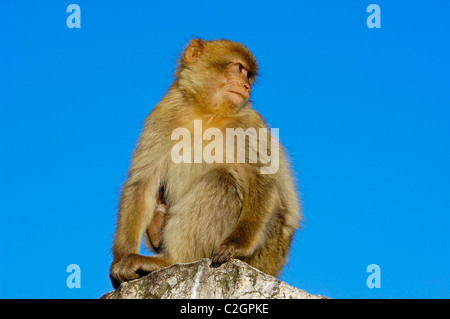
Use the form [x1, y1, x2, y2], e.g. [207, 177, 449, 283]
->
[237, 63, 245, 73]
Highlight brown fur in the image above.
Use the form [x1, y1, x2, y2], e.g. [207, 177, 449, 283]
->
[110, 39, 301, 288]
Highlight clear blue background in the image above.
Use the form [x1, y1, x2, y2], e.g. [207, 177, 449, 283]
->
[1, 1, 449, 299]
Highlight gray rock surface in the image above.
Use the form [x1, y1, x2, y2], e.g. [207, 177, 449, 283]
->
[102, 258, 326, 299]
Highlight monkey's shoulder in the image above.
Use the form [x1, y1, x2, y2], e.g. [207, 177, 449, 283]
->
[235, 106, 268, 128]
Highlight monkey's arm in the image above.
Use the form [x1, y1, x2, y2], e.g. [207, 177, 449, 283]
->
[110, 170, 161, 284]
[211, 171, 280, 266]
[110, 119, 168, 285]
[112, 177, 159, 258]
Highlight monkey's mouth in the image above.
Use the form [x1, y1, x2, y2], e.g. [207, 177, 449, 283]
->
[228, 90, 249, 100]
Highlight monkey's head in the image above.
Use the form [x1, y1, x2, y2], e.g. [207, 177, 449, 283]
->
[176, 39, 258, 109]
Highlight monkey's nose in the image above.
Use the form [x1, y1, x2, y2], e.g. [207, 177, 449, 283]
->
[244, 84, 250, 91]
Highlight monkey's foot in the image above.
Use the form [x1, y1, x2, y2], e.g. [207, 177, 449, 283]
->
[210, 243, 237, 268]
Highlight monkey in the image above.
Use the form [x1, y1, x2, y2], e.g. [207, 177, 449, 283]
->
[110, 38, 301, 288]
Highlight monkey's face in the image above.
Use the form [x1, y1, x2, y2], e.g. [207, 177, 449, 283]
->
[213, 60, 252, 107]
[179, 39, 258, 109]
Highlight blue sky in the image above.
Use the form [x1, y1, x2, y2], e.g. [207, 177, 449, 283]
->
[1, 1, 449, 299]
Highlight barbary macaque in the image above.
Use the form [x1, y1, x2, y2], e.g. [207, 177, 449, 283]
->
[110, 39, 301, 288]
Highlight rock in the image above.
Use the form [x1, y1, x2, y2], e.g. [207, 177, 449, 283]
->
[101, 258, 326, 299]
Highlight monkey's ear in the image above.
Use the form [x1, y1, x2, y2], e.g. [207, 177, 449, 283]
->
[184, 39, 205, 65]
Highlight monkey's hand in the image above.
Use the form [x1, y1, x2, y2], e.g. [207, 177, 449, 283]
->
[110, 254, 160, 288]
[210, 242, 238, 268]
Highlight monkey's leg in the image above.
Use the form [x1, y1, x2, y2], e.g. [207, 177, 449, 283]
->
[146, 189, 167, 251]
[147, 203, 167, 251]
[241, 208, 296, 276]
[211, 174, 281, 267]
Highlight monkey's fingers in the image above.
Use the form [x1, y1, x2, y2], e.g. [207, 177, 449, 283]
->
[110, 265, 139, 288]
[111, 254, 143, 284]
[210, 243, 237, 268]
[210, 260, 222, 268]
[118, 268, 140, 283]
